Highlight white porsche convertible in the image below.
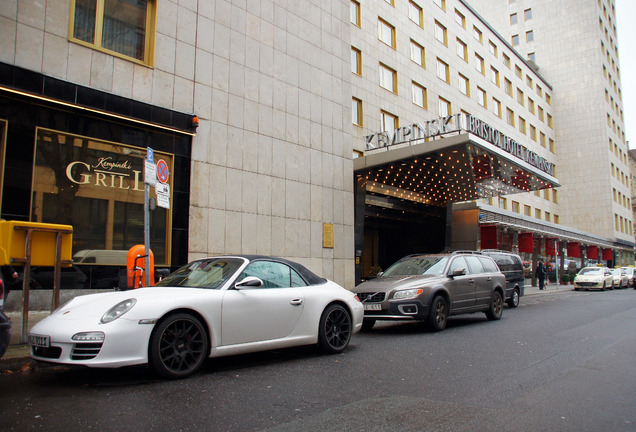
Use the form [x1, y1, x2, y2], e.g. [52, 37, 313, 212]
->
[29, 256, 363, 378]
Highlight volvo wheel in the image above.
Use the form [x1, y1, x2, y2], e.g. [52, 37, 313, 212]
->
[427, 296, 448, 331]
[318, 304, 352, 354]
[507, 288, 520, 308]
[486, 291, 503, 321]
[149, 313, 208, 379]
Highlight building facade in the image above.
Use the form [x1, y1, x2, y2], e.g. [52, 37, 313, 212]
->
[0, 0, 632, 294]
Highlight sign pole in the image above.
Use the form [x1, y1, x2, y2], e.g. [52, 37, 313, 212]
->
[144, 147, 155, 287]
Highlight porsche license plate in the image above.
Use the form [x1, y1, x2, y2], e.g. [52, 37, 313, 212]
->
[363, 303, 382, 311]
[29, 334, 50, 348]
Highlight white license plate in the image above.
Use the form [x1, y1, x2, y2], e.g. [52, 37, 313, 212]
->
[363, 303, 382, 311]
[29, 334, 50, 348]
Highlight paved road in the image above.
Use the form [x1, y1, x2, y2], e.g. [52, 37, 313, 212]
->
[1, 289, 635, 431]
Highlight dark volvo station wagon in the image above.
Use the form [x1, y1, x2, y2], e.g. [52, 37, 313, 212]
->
[353, 251, 506, 331]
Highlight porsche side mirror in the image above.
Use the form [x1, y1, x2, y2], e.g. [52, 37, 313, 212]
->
[235, 276, 263, 289]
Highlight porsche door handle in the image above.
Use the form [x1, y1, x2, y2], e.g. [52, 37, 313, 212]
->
[290, 298, 303, 306]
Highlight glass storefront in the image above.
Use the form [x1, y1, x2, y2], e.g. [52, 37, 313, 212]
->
[32, 128, 172, 265]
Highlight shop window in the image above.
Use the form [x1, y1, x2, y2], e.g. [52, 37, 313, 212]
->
[70, 0, 156, 65]
[33, 128, 172, 264]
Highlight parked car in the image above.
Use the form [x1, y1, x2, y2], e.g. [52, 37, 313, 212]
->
[481, 250, 525, 308]
[352, 251, 506, 332]
[29, 255, 363, 379]
[573, 267, 614, 291]
[621, 267, 635, 288]
[610, 268, 629, 289]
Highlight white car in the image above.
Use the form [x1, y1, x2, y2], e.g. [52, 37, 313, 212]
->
[610, 268, 629, 289]
[573, 267, 614, 291]
[29, 256, 363, 378]
[621, 267, 636, 288]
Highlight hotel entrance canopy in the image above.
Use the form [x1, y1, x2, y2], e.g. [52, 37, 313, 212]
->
[354, 114, 560, 205]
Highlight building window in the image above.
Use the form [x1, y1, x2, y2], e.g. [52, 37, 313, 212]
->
[352, 98, 363, 126]
[524, 205, 531, 216]
[475, 53, 485, 75]
[545, 212, 551, 222]
[351, 47, 362, 75]
[458, 74, 470, 96]
[536, 85, 543, 97]
[524, 8, 533, 20]
[528, 98, 535, 113]
[70, 0, 156, 65]
[535, 208, 542, 219]
[384, 0, 394, 6]
[505, 78, 512, 96]
[547, 113, 553, 128]
[549, 138, 555, 153]
[435, 21, 448, 46]
[455, 9, 466, 28]
[554, 215, 559, 224]
[503, 53, 511, 68]
[491, 97, 502, 117]
[409, 1, 423, 27]
[379, 63, 397, 93]
[350, 0, 361, 26]
[519, 116, 526, 134]
[456, 38, 468, 61]
[438, 97, 452, 117]
[473, 26, 483, 43]
[526, 30, 534, 42]
[528, 52, 536, 61]
[507, 108, 515, 126]
[378, 18, 396, 48]
[412, 82, 427, 108]
[434, 0, 446, 11]
[490, 67, 500, 86]
[530, 125, 536, 141]
[381, 110, 398, 131]
[553, 190, 558, 204]
[538, 106, 544, 121]
[510, 13, 518, 25]
[515, 65, 523, 78]
[512, 201, 520, 213]
[410, 40, 425, 67]
[437, 58, 450, 83]
[512, 34, 519, 46]
[477, 87, 487, 108]
[489, 41, 498, 56]
[517, 88, 525, 106]
[546, 93, 552, 105]
[540, 132, 546, 147]
[499, 197, 507, 210]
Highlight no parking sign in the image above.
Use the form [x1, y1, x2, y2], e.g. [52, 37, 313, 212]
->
[156, 159, 169, 184]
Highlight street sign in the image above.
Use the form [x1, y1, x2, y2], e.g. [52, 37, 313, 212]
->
[145, 159, 156, 186]
[156, 159, 169, 184]
[155, 183, 170, 195]
[147, 147, 154, 163]
[156, 193, 170, 209]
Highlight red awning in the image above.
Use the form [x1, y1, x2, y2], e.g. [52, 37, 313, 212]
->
[518, 232, 533, 253]
[545, 238, 558, 256]
[602, 248, 613, 261]
[586, 246, 599, 260]
[567, 242, 580, 258]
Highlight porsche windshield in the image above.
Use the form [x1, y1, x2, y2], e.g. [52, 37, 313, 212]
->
[382, 256, 448, 276]
[154, 258, 244, 289]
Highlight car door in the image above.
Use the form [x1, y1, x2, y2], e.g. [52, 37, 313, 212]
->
[445, 256, 476, 311]
[465, 255, 492, 307]
[221, 260, 305, 346]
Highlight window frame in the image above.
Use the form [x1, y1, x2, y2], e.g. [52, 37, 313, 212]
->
[68, 0, 157, 66]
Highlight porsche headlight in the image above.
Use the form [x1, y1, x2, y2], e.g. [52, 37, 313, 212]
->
[100, 298, 137, 324]
[393, 288, 423, 300]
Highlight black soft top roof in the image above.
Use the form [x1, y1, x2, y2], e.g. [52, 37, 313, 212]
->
[226, 255, 328, 286]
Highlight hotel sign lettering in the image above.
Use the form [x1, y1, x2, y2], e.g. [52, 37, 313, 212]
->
[65, 158, 144, 191]
[364, 113, 555, 176]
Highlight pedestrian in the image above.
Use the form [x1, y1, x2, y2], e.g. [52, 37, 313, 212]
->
[1, 265, 19, 303]
[536, 261, 546, 290]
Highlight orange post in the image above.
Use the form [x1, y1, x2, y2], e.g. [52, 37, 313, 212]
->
[126, 245, 155, 288]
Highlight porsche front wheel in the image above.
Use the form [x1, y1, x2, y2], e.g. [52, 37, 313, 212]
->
[149, 313, 209, 379]
[318, 304, 352, 354]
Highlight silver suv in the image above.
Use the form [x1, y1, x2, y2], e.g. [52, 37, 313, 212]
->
[353, 251, 506, 331]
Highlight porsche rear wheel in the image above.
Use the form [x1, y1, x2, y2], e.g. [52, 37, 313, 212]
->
[318, 304, 352, 354]
[149, 313, 209, 379]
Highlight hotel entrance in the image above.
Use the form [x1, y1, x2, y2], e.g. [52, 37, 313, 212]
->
[353, 114, 561, 284]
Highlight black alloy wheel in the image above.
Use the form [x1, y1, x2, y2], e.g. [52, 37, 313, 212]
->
[149, 313, 208, 379]
[486, 291, 503, 321]
[427, 295, 448, 331]
[318, 304, 352, 354]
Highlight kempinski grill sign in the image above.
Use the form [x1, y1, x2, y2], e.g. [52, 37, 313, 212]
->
[365, 113, 555, 176]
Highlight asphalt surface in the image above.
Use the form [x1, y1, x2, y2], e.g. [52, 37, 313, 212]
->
[2, 283, 635, 431]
